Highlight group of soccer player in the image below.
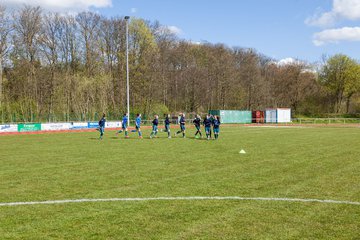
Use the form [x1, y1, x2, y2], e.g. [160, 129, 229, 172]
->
[97, 112, 221, 140]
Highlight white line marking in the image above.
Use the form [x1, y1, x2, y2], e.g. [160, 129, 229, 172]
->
[1, 196, 359, 207]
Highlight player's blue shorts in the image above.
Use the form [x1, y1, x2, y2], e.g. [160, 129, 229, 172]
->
[136, 125, 140, 130]
[122, 124, 127, 130]
[205, 126, 211, 133]
[152, 125, 158, 132]
[165, 124, 170, 132]
[180, 124, 186, 131]
[99, 126, 105, 134]
[213, 127, 220, 134]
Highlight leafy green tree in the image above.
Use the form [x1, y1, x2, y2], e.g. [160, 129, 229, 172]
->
[319, 54, 359, 113]
[344, 63, 360, 113]
[129, 18, 159, 116]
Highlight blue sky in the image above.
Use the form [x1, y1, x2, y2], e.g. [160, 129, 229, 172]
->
[3, 0, 360, 62]
[96, 0, 360, 62]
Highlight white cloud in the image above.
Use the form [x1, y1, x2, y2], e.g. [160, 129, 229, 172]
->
[276, 58, 303, 66]
[313, 26, 360, 46]
[1, 0, 112, 12]
[269, 59, 317, 73]
[333, 0, 360, 20]
[166, 26, 183, 35]
[305, 11, 337, 27]
[306, 0, 360, 27]
[131, 8, 137, 13]
[190, 41, 202, 45]
[155, 25, 183, 37]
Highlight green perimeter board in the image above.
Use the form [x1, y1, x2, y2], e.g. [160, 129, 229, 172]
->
[17, 123, 41, 132]
[209, 110, 252, 123]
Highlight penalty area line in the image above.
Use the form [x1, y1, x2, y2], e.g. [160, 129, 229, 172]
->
[0, 196, 360, 207]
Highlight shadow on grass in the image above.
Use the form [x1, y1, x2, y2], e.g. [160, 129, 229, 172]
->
[109, 136, 154, 141]
[94, 136, 213, 141]
[186, 136, 211, 141]
[89, 137, 100, 140]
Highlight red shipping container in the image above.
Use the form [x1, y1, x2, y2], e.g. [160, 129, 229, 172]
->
[252, 111, 265, 123]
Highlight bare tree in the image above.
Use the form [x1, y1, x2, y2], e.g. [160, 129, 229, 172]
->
[99, 16, 126, 113]
[57, 14, 79, 120]
[12, 5, 42, 120]
[0, 5, 11, 118]
[39, 12, 62, 121]
[235, 48, 262, 110]
[76, 11, 101, 77]
[152, 21, 178, 106]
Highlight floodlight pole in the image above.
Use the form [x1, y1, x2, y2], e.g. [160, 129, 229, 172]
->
[125, 16, 130, 124]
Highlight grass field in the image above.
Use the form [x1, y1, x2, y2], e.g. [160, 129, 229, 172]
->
[0, 126, 359, 239]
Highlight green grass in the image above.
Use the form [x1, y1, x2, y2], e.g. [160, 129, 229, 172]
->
[0, 126, 359, 239]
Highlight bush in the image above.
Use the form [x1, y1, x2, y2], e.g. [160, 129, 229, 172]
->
[147, 103, 170, 119]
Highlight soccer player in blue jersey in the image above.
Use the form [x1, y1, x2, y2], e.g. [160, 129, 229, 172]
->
[175, 113, 186, 138]
[209, 114, 215, 139]
[213, 115, 221, 140]
[116, 113, 129, 138]
[131, 113, 143, 138]
[98, 113, 106, 140]
[164, 114, 171, 138]
[150, 115, 159, 139]
[203, 114, 212, 140]
[193, 114, 202, 139]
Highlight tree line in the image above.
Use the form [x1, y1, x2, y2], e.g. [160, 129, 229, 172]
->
[0, 5, 359, 123]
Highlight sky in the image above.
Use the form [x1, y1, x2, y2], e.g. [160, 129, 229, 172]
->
[2, 0, 360, 63]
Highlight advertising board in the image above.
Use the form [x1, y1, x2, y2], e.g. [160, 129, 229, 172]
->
[42, 123, 72, 131]
[18, 123, 42, 132]
[105, 121, 122, 128]
[70, 122, 88, 129]
[0, 124, 18, 133]
[88, 122, 99, 129]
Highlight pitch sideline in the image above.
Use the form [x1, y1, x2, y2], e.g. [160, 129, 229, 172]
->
[1, 196, 359, 207]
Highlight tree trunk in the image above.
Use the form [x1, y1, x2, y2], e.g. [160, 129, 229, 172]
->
[247, 84, 252, 110]
[346, 93, 353, 114]
[48, 70, 55, 122]
[335, 89, 344, 113]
